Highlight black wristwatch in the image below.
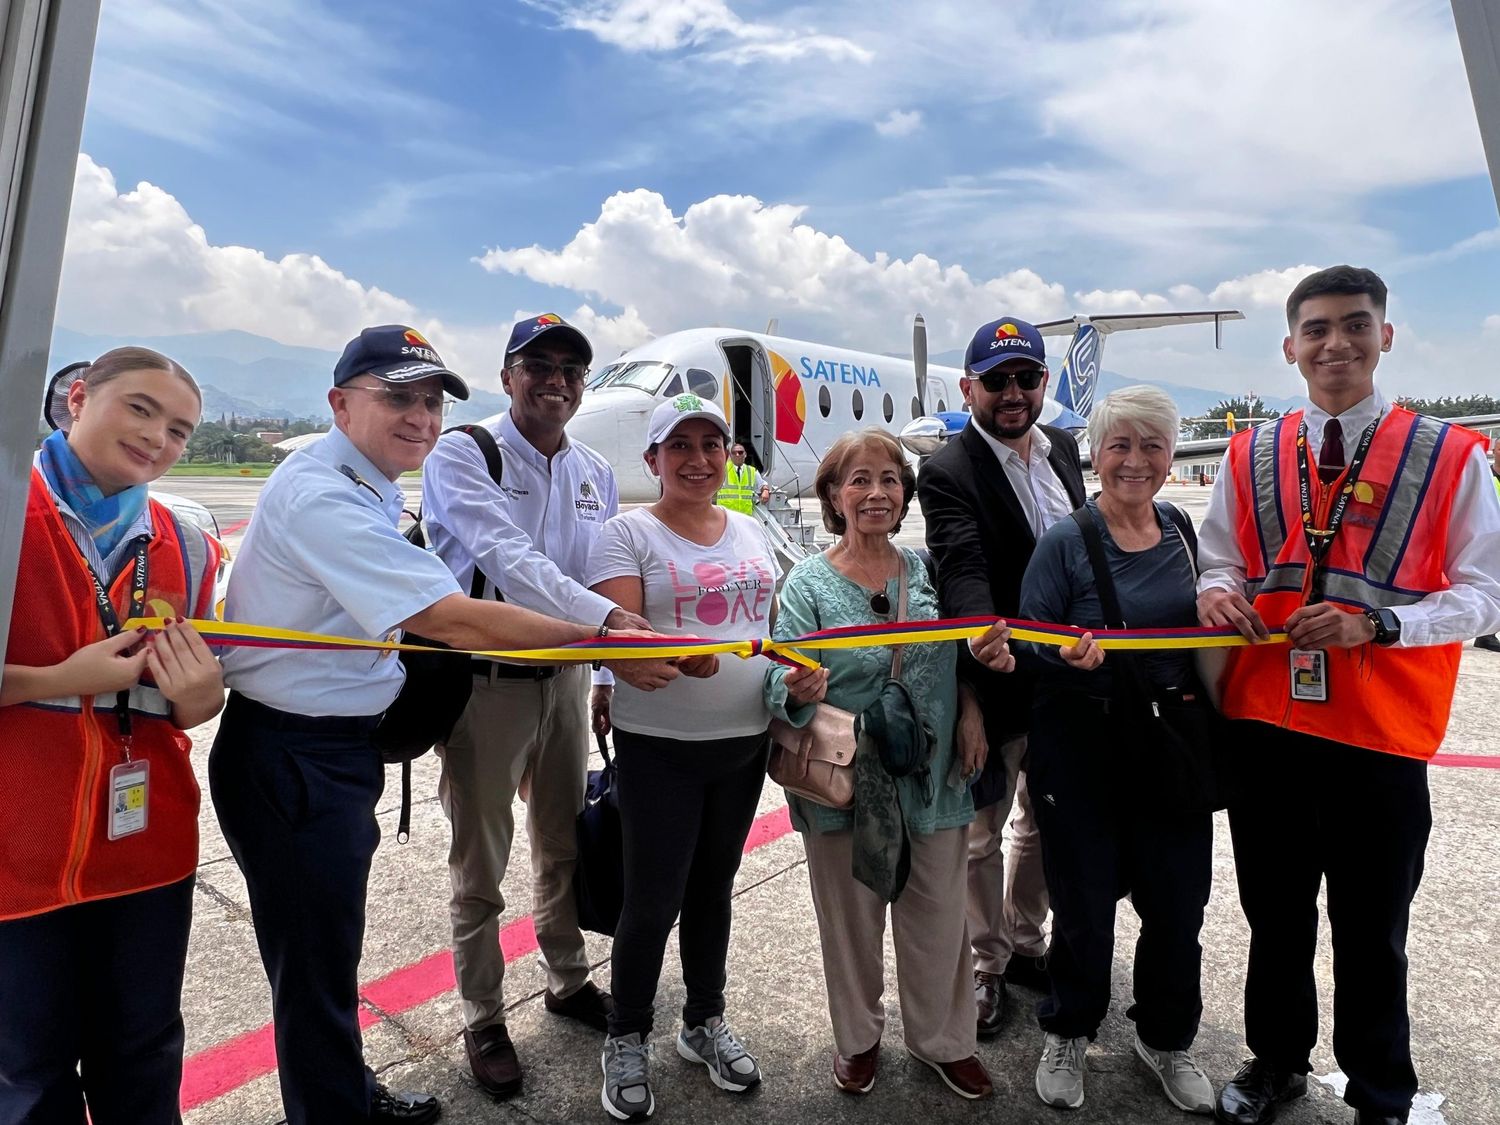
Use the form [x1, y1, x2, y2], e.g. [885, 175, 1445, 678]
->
[1364, 607, 1401, 646]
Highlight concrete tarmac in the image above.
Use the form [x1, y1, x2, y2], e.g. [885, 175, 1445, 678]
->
[164, 479, 1497, 1124]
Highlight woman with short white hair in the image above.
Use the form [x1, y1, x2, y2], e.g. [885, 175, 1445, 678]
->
[1017, 385, 1219, 1115]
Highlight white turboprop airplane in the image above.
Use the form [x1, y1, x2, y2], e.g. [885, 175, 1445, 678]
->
[560, 310, 1246, 502]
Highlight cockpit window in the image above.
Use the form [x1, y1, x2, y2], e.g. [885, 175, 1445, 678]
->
[661, 372, 684, 397]
[601, 361, 675, 394]
[684, 368, 719, 398]
[587, 363, 624, 389]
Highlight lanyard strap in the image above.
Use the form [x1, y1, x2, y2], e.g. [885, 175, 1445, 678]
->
[83, 536, 150, 749]
[1294, 416, 1379, 600]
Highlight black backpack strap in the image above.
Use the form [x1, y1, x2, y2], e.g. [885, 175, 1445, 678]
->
[397, 759, 413, 844]
[1070, 507, 1125, 629]
[1160, 502, 1198, 560]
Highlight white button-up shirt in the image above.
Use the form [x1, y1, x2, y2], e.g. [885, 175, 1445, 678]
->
[968, 419, 1075, 536]
[1197, 388, 1500, 646]
[220, 426, 461, 716]
[421, 412, 619, 625]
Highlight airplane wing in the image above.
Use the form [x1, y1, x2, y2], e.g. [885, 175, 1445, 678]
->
[1035, 311, 1245, 337]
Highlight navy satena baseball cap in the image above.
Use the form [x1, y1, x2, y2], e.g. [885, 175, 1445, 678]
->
[333, 325, 470, 400]
[505, 313, 593, 364]
[966, 317, 1047, 376]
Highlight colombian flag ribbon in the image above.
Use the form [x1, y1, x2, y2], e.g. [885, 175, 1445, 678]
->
[123, 616, 1290, 671]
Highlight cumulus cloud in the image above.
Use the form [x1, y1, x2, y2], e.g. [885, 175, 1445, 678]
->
[476, 188, 1068, 353]
[874, 109, 922, 137]
[522, 0, 872, 63]
[1073, 267, 1321, 315]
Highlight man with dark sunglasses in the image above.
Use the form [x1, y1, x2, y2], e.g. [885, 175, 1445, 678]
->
[918, 316, 1086, 1045]
[420, 313, 661, 1100]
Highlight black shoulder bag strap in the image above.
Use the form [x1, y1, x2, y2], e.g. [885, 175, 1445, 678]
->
[395, 423, 505, 843]
[1069, 506, 1154, 713]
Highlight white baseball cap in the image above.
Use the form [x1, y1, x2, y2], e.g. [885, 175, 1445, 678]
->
[644, 393, 731, 450]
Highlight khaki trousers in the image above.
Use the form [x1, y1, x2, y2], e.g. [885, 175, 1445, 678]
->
[968, 735, 1050, 975]
[436, 665, 592, 1031]
[802, 826, 975, 1063]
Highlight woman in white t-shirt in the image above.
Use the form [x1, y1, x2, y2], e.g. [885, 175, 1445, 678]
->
[587, 394, 826, 1122]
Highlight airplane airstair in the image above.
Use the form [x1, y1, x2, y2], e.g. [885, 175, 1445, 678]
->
[754, 488, 820, 574]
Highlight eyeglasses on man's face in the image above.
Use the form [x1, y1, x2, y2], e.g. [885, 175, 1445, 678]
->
[342, 384, 453, 416]
[512, 357, 589, 384]
[975, 366, 1046, 394]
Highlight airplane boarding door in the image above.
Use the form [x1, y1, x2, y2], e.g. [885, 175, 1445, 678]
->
[719, 340, 776, 480]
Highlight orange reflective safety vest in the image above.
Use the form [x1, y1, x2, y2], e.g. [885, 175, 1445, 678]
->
[1220, 406, 1486, 760]
[0, 471, 218, 921]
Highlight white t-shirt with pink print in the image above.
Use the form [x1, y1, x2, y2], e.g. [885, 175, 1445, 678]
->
[587, 507, 781, 740]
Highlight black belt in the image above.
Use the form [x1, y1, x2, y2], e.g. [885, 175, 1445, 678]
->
[471, 660, 561, 681]
[227, 691, 382, 735]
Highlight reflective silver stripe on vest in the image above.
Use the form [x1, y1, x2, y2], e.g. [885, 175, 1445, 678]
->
[1321, 572, 1425, 608]
[1249, 418, 1287, 565]
[1245, 562, 1306, 599]
[1361, 414, 1446, 588]
[29, 684, 174, 719]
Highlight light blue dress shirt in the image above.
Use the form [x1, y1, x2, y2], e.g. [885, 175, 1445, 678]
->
[220, 426, 461, 716]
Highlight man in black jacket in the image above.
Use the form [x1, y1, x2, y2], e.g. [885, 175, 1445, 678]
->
[918, 316, 1088, 1038]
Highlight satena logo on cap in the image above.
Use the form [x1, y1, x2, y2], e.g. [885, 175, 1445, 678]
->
[967, 316, 1047, 375]
[505, 313, 593, 364]
[403, 328, 430, 347]
[535, 314, 562, 326]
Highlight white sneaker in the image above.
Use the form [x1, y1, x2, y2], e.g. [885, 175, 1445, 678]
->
[1035, 1032, 1086, 1109]
[1134, 1035, 1213, 1114]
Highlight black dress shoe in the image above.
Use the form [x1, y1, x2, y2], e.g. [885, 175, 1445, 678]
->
[372, 1083, 441, 1124]
[974, 971, 1007, 1039]
[464, 1023, 522, 1099]
[1214, 1058, 1307, 1124]
[1354, 1115, 1403, 1125]
[1475, 634, 1500, 652]
[1002, 950, 1051, 993]
[544, 979, 614, 1032]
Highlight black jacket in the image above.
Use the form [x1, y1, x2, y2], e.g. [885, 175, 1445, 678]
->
[917, 421, 1087, 807]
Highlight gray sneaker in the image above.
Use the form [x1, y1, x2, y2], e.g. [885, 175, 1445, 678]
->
[1035, 1032, 1086, 1109]
[601, 1034, 654, 1122]
[676, 1016, 762, 1092]
[1134, 1036, 1213, 1114]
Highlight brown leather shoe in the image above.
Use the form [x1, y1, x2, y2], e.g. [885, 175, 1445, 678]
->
[910, 1051, 994, 1099]
[543, 980, 613, 1032]
[974, 970, 1007, 1038]
[464, 1024, 522, 1099]
[833, 1041, 880, 1094]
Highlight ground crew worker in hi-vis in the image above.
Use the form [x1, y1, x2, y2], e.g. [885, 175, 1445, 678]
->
[209, 325, 659, 1125]
[1197, 267, 1500, 1125]
[716, 443, 770, 514]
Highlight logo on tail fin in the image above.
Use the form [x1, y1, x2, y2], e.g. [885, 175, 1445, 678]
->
[1055, 324, 1100, 420]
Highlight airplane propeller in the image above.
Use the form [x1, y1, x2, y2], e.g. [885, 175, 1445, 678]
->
[913, 313, 928, 417]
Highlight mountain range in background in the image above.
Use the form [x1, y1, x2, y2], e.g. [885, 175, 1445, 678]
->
[45, 328, 1304, 431]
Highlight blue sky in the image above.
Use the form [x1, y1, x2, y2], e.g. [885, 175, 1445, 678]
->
[58, 0, 1500, 402]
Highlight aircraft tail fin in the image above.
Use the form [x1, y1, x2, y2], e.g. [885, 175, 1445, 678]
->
[1055, 323, 1101, 420]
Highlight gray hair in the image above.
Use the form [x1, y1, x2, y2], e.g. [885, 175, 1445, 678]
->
[1087, 385, 1179, 456]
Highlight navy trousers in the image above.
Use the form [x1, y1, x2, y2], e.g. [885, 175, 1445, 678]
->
[1228, 722, 1430, 1119]
[0, 876, 194, 1125]
[1027, 699, 1213, 1049]
[209, 692, 383, 1125]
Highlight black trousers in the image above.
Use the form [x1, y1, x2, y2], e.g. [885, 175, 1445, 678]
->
[1228, 722, 1430, 1119]
[0, 876, 194, 1125]
[208, 692, 384, 1125]
[1027, 699, 1213, 1049]
[606, 727, 769, 1039]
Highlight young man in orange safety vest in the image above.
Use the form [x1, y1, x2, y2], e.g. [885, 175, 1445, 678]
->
[1196, 266, 1500, 1125]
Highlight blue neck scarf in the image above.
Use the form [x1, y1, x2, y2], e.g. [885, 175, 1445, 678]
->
[37, 429, 148, 559]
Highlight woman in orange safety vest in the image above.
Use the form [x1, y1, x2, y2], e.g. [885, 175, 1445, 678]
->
[0, 348, 224, 1124]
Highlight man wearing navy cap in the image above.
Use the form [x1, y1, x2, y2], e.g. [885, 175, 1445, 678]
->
[917, 317, 1086, 1058]
[420, 314, 662, 1098]
[211, 325, 658, 1125]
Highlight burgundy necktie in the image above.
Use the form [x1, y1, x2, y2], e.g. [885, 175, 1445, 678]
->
[1319, 419, 1345, 485]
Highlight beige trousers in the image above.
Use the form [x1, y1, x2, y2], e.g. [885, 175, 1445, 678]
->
[436, 665, 592, 1030]
[967, 735, 1050, 975]
[802, 826, 975, 1063]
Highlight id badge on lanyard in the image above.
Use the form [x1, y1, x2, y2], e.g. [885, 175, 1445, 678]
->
[87, 537, 152, 839]
[1289, 418, 1379, 705]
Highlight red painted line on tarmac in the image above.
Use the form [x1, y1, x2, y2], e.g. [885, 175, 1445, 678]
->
[1431, 752, 1500, 770]
[222, 518, 250, 535]
[180, 804, 797, 1112]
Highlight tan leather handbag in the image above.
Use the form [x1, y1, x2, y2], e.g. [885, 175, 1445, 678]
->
[767, 564, 910, 810]
[768, 702, 858, 809]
